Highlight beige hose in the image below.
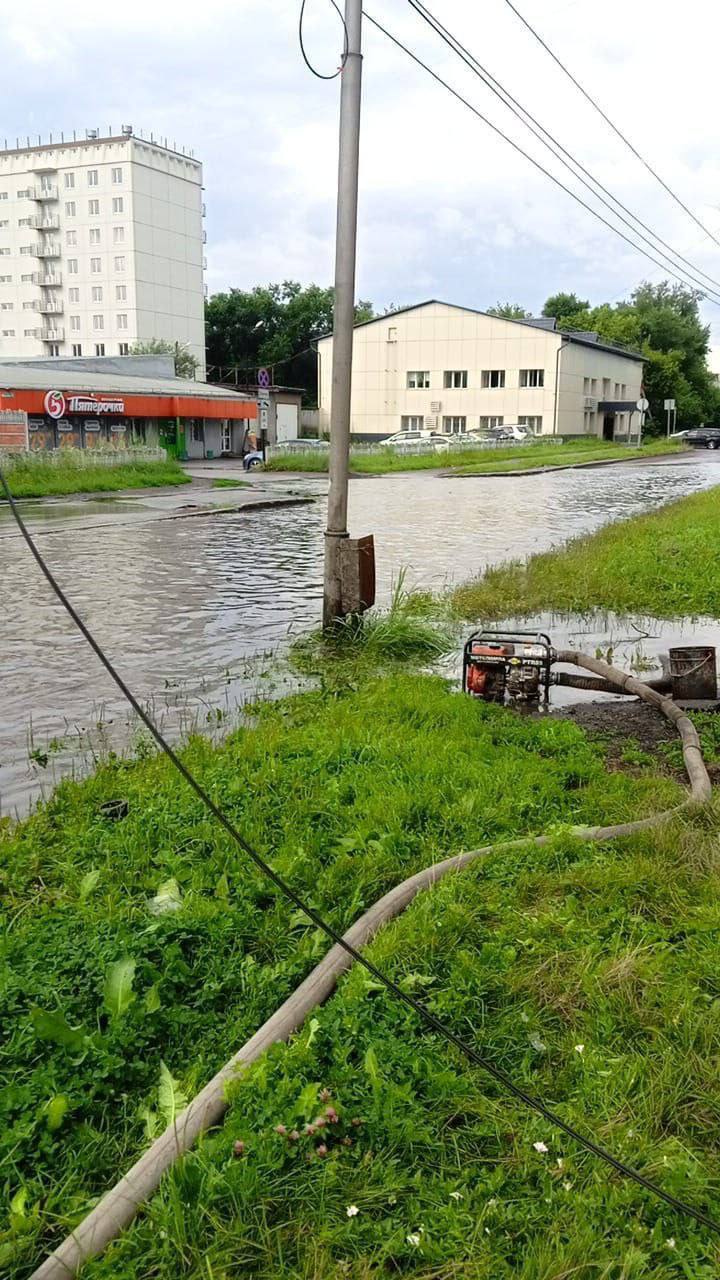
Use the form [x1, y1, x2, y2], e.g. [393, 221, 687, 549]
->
[31, 653, 712, 1279]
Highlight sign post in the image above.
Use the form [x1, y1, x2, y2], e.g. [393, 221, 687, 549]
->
[635, 396, 649, 446]
[664, 398, 676, 437]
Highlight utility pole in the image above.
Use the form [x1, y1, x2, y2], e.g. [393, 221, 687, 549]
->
[323, 0, 363, 629]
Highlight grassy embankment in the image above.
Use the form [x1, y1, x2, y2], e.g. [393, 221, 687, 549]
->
[0, 452, 191, 500]
[453, 483, 720, 620]
[4, 488, 720, 1277]
[263, 437, 683, 475]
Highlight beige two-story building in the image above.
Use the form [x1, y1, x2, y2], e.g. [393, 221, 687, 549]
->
[316, 300, 644, 440]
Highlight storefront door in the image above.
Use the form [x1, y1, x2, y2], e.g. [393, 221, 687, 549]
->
[221, 422, 232, 454]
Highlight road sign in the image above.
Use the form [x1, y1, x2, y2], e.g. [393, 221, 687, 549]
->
[636, 397, 650, 413]
[257, 367, 271, 389]
[258, 396, 270, 409]
[664, 398, 676, 411]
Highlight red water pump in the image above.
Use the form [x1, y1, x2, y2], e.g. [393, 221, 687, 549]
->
[463, 629, 553, 706]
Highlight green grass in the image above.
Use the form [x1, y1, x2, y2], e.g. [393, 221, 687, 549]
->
[453, 484, 720, 621]
[263, 438, 683, 476]
[212, 477, 252, 489]
[0, 674, 689, 1277]
[0, 453, 191, 500]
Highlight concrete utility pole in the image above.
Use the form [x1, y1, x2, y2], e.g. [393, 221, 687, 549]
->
[323, 0, 363, 629]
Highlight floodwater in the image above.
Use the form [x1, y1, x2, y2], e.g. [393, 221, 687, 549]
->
[2, 452, 720, 814]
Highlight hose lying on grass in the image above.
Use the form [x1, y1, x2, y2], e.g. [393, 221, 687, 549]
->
[31, 652, 712, 1279]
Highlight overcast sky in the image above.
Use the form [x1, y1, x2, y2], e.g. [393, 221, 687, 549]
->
[4, 0, 720, 355]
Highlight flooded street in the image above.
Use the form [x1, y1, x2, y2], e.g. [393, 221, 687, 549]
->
[2, 452, 720, 813]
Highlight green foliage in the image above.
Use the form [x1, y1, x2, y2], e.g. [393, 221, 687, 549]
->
[205, 281, 374, 405]
[129, 339, 199, 380]
[453, 483, 720, 620]
[0, 673, 681, 1272]
[542, 291, 590, 318]
[486, 301, 532, 318]
[0, 453, 190, 499]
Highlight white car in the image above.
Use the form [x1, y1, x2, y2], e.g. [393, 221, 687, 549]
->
[380, 430, 451, 451]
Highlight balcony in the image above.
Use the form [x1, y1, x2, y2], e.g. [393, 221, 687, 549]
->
[33, 242, 61, 258]
[32, 184, 59, 201]
[41, 327, 64, 342]
[31, 271, 62, 286]
[38, 299, 63, 315]
[31, 214, 60, 231]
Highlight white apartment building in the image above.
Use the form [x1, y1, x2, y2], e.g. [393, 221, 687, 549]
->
[317, 301, 644, 440]
[0, 129, 206, 375]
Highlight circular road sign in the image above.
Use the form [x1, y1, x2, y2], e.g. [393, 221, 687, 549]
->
[44, 389, 66, 419]
[636, 397, 650, 413]
[257, 367, 271, 389]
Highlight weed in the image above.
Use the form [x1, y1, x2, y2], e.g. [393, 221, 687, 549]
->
[0, 453, 190, 500]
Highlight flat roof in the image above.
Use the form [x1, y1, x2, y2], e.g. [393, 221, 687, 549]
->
[317, 299, 645, 363]
[0, 365, 253, 400]
[0, 132, 198, 163]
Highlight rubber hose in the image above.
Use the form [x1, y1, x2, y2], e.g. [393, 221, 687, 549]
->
[31, 652, 712, 1279]
[554, 671, 672, 695]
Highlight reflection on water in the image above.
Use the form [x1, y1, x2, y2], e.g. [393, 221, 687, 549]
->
[2, 456, 719, 813]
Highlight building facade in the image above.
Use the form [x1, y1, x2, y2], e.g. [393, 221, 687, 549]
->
[317, 301, 644, 440]
[0, 130, 206, 375]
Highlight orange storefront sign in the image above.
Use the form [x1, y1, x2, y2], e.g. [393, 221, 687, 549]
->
[6, 388, 258, 422]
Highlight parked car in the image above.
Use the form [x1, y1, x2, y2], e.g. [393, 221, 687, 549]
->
[685, 427, 720, 450]
[242, 450, 264, 470]
[380, 430, 450, 451]
[477, 424, 530, 443]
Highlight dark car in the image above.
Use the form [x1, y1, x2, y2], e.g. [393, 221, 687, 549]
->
[686, 427, 720, 450]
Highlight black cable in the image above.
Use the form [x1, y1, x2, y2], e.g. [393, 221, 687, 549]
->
[502, 0, 720, 252]
[3, 465, 719, 1236]
[407, 0, 720, 303]
[299, 0, 349, 79]
[363, 10, 720, 309]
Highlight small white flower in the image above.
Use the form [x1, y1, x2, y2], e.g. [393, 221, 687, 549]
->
[487, 1198, 497, 1208]
[533, 1141, 549, 1154]
[520, 1011, 529, 1023]
[666, 1238, 676, 1250]
[556, 1158, 564, 1170]
[387, 1193, 397, 1205]
[562, 1180, 573, 1191]
[449, 1191, 463, 1201]
[346, 1205, 359, 1218]
[574, 1044, 585, 1055]
[484, 1226, 491, 1235]
[406, 1233, 422, 1247]
[530, 1035, 547, 1052]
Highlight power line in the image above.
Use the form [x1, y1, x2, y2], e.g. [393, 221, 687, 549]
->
[406, 0, 720, 303]
[2, 463, 719, 1236]
[501, 0, 720, 253]
[299, 0, 349, 79]
[363, 10, 720, 308]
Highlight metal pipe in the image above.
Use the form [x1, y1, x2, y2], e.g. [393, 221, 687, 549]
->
[323, 0, 363, 628]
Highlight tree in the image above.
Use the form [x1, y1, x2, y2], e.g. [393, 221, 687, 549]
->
[486, 302, 531, 319]
[542, 292, 590, 320]
[130, 339, 198, 380]
[205, 281, 374, 405]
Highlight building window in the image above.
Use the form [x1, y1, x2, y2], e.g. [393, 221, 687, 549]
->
[112, 196, 124, 214]
[602, 377, 611, 397]
[48, 343, 60, 356]
[479, 415, 504, 429]
[66, 230, 77, 246]
[92, 314, 104, 330]
[0, 192, 7, 200]
[89, 227, 101, 245]
[114, 256, 126, 272]
[442, 415, 466, 434]
[115, 284, 127, 301]
[17, 188, 33, 198]
[17, 217, 32, 227]
[65, 200, 76, 217]
[518, 415, 543, 433]
[113, 226, 125, 244]
[23, 328, 36, 336]
[0, 248, 10, 257]
[192, 423, 204, 443]
[621, 384, 627, 398]
[64, 173, 75, 189]
[614, 382, 621, 398]
[22, 301, 36, 310]
[20, 274, 33, 283]
[19, 245, 34, 255]
[95, 342, 105, 356]
[0, 302, 13, 310]
[481, 369, 505, 388]
[87, 169, 99, 186]
[69, 287, 80, 302]
[519, 368, 544, 388]
[117, 313, 128, 330]
[3, 327, 17, 336]
[591, 378, 598, 394]
[406, 370, 430, 388]
[387, 326, 397, 342]
[443, 370, 468, 389]
[91, 285, 103, 302]
[88, 198, 100, 216]
[70, 315, 80, 331]
[90, 257, 101, 273]
[0, 275, 11, 283]
[72, 343, 82, 356]
[118, 342, 130, 355]
[583, 377, 591, 395]
[0, 221, 7, 229]
[400, 415, 424, 431]
[111, 167, 123, 184]
[68, 259, 79, 274]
